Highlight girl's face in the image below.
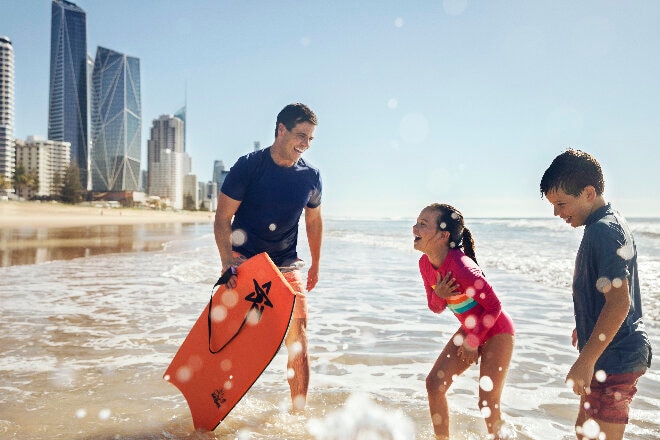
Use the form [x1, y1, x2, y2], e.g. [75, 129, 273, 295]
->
[412, 208, 447, 253]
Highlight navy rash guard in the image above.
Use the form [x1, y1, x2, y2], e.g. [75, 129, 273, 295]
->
[221, 147, 322, 267]
[574, 203, 652, 374]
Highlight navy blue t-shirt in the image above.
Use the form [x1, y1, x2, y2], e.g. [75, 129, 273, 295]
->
[574, 204, 652, 374]
[221, 147, 322, 267]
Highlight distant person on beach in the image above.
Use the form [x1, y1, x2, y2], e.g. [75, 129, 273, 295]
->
[413, 203, 515, 440]
[540, 149, 651, 440]
[214, 103, 323, 412]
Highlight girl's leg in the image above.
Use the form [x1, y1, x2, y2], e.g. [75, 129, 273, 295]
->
[478, 333, 514, 438]
[427, 328, 472, 439]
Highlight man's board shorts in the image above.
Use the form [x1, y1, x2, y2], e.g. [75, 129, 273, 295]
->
[233, 252, 307, 319]
[583, 369, 646, 424]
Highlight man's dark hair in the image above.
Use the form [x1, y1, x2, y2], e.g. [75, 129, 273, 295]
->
[540, 148, 605, 197]
[275, 103, 318, 138]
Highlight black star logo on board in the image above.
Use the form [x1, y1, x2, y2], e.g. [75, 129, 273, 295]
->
[211, 388, 226, 408]
[244, 278, 274, 321]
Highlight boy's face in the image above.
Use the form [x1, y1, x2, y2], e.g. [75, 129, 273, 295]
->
[545, 187, 596, 228]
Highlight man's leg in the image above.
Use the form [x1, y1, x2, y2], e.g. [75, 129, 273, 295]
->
[285, 317, 309, 411]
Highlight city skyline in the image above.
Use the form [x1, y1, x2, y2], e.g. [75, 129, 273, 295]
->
[2, 1, 659, 218]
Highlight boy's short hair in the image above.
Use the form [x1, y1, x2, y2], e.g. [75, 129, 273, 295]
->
[275, 103, 318, 137]
[540, 148, 605, 197]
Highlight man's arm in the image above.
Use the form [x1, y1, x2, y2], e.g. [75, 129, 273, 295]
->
[304, 204, 323, 291]
[566, 279, 631, 395]
[214, 192, 242, 288]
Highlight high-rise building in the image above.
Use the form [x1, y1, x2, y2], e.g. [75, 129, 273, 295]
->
[174, 105, 186, 152]
[0, 36, 14, 187]
[48, 0, 89, 189]
[15, 136, 71, 199]
[90, 46, 141, 192]
[213, 160, 229, 190]
[183, 173, 198, 210]
[147, 115, 185, 209]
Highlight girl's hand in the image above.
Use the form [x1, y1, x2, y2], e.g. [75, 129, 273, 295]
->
[457, 344, 479, 365]
[433, 271, 459, 298]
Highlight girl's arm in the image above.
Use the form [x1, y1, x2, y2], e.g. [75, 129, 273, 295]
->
[459, 267, 503, 347]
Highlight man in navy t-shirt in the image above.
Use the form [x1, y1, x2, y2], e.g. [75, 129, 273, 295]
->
[214, 103, 323, 412]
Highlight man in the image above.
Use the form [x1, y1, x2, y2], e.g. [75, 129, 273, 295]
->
[214, 103, 323, 411]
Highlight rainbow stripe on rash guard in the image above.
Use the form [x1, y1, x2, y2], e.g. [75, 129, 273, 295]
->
[445, 293, 478, 314]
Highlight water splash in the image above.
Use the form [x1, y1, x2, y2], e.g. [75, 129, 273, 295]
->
[307, 393, 415, 440]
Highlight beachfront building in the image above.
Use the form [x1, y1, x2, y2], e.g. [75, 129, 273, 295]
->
[147, 115, 191, 210]
[183, 173, 198, 211]
[174, 104, 186, 151]
[48, 0, 89, 189]
[14, 136, 71, 199]
[199, 181, 217, 211]
[0, 36, 15, 189]
[212, 160, 229, 192]
[90, 46, 141, 193]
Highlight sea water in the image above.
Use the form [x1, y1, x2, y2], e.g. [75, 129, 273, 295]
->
[0, 218, 658, 439]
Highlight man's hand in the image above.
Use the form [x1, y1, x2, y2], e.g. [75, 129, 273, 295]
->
[306, 264, 319, 291]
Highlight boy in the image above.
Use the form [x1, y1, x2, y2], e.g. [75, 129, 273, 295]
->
[540, 148, 651, 440]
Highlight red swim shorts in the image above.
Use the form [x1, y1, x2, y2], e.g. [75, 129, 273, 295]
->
[283, 269, 307, 319]
[233, 252, 307, 319]
[583, 370, 645, 424]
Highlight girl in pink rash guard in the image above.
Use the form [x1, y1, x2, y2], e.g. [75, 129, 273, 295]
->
[413, 203, 515, 440]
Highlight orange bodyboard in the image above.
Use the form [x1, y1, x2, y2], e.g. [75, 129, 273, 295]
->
[164, 252, 296, 430]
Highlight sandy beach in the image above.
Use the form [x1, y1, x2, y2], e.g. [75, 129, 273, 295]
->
[0, 200, 215, 228]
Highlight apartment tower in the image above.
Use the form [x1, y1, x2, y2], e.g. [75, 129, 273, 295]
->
[90, 46, 141, 192]
[147, 115, 185, 210]
[0, 36, 15, 186]
[48, 0, 89, 189]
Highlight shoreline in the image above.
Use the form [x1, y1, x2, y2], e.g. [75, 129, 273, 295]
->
[0, 200, 215, 229]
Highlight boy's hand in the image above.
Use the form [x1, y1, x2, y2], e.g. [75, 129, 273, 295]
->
[566, 358, 594, 396]
[433, 271, 459, 298]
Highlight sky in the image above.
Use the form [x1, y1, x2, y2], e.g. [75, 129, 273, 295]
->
[2, 0, 659, 219]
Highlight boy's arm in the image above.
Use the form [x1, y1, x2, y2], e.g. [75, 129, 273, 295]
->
[565, 280, 631, 395]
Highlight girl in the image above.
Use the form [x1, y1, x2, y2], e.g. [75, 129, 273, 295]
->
[413, 203, 515, 439]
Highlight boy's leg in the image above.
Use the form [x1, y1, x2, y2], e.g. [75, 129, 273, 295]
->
[426, 328, 472, 439]
[478, 333, 514, 437]
[574, 370, 645, 440]
[575, 403, 625, 440]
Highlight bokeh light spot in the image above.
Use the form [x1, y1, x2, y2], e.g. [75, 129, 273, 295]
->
[231, 229, 247, 246]
[479, 375, 494, 392]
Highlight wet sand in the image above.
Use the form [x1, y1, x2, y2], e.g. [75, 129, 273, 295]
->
[0, 201, 215, 267]
[0, 201, 214, 228]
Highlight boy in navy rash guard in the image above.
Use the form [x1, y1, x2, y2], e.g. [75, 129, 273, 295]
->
[540, 148, 651, 440]
[214, 103, 323, 412]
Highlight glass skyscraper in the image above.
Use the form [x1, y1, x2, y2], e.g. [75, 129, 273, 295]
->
[90, 46, 141, 192]
[0, 36, 15, 184]
[48, 0, 89, 189]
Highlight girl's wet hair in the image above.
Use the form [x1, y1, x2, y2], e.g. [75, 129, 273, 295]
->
[425, 203, 478, 264]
